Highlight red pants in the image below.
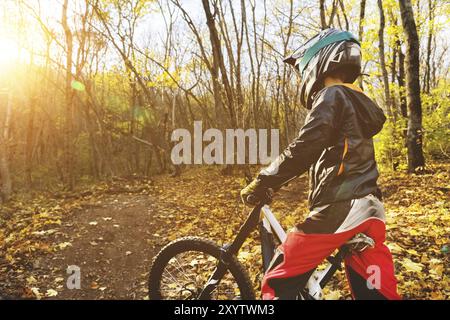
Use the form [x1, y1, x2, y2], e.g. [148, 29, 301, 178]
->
[262, 218, 401, 300]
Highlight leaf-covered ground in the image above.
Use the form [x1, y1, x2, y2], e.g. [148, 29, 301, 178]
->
[0, 163, 448, 300]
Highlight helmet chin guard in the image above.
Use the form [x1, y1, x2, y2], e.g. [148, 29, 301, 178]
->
[284, 28, 361, 109]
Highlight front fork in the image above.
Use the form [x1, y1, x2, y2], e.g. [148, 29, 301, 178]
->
[200, 221, 277, 299]
[197, 204, 263, 299]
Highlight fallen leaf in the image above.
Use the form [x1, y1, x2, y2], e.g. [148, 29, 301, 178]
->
[33, 229, 57, 236]
[26, 276, 37, 285]
[238, 251, 252, 261]
[58, 242, 72, 250]
[46, 289, 58, 297]
[31, 287, 42, 300]
[324, 290, 341, 300]
[401, 258, 424, 273]
[387, 242, 404, 254]
[406, 249, 419, 256]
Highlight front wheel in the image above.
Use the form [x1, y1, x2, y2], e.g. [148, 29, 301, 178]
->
[148, 237, 255, 300]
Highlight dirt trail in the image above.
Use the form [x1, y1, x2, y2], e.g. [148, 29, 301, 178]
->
[46, 193, 160, 299]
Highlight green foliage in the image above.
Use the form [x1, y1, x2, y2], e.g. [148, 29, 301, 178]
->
[422, 82, 450, 160]
[375, 80, 450, 171]
[374, 117, 408, 171]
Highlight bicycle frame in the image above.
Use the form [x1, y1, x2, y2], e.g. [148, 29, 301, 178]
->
[198, 204, 345, 300]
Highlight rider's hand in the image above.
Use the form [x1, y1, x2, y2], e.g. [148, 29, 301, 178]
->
[240, 178, 274, 206]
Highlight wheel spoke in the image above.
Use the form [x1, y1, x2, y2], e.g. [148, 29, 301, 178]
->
[168, 255, 194, 284]
[157, 250, 242, 299]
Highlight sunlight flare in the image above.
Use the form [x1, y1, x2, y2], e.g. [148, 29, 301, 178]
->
[0, 36, 19, 66]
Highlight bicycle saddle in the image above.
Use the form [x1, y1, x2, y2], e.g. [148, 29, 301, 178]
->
[342, 233, 375, 254]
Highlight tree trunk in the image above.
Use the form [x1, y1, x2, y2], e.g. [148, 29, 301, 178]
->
[393, 13, 408, 118]
[201, 0, 236, 127]
[0, 91, 13, 203]
[423, 0, 435, 94]
[378, 0, 393, 119]
[129, 80, 140, 173]
[398, 0, 426, 172]
[397, 42, 408, 118]
[62, 0, 75, 189]
[328, 0, 339, 27]
[25, 95, 37, 186]
[319, 0, 327, 29]
[338, 0, 349, 30]
[358, 0, 366, 88]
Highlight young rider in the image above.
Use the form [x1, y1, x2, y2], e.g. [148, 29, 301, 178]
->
[241, 28, 401, 300]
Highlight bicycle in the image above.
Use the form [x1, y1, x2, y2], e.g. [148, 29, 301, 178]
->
[148, 199, 375, 300]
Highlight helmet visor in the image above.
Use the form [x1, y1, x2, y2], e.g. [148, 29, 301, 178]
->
[283, 32, 323, 72]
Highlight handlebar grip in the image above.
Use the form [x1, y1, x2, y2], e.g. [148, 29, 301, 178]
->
[246, 189, 274, 206]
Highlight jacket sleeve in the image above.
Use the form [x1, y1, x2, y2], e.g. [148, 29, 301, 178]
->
[257, 89, 342, 189]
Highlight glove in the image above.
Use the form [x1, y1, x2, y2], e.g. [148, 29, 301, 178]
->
[240, 178, 274, 206]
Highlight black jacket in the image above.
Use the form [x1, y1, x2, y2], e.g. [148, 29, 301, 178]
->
[258, 84, 386, 209]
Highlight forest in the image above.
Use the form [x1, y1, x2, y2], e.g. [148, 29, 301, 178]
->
[0, 0, 448, 300]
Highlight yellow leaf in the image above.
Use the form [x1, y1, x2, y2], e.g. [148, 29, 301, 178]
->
[429, 264, 444, 278]
[387, 242, 404, 254]
[324, 290, 341, 300]
[31, 287, 42, 300]
[58, 242, 72, 250]
[46, 289, 58, 297]
[401, 258, 423, 273]
[26, 276, 37, 285]
[238, 251, 252, 261]
[5, 254, 14, 263]
[406, 249, 419, 256]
